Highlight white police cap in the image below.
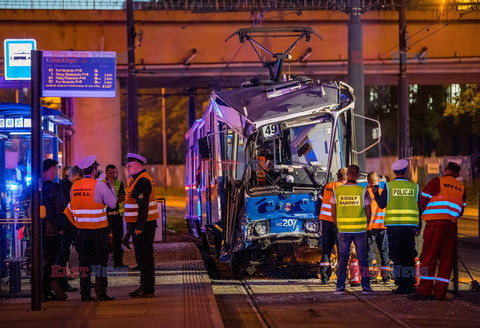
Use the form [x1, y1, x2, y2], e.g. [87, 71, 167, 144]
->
[78, 155, 99, 170]
[125, 153, 146, 165]
[391, 159, 409, 171]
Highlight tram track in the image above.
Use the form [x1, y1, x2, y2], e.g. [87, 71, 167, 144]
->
[237, 277, 422, 328]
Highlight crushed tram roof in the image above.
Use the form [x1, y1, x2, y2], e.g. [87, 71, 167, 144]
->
[214, 79, 349, 124]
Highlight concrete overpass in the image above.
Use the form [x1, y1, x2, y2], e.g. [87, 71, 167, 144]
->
[0, 7, 479, 169]
[1, 9, 479, 88]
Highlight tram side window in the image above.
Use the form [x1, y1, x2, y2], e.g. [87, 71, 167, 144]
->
[235, 138, 245, 180]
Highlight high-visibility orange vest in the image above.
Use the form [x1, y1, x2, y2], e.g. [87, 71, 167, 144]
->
[319, 180, 344, 222]
[64, 177, 108, 229]
[366, 186, 386, 230]
[421, 176, 465, 223]
[257, 156, 270, 182]
[124, 171, 159, 223]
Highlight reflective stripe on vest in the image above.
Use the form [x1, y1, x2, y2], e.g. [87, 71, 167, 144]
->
[367, 186, 386, 230]
[124, 171, 159, 223]
[319, 180, 344, 222]
[422, 176, 465, 223]
[64, 178, 107, 229]
[385, 180, 419, 227]
[335, 184, 367, 233]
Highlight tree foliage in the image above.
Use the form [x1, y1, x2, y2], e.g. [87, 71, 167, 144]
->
[444, 84, 480, 135]
[365, 85, 448, 157]
[123, 89, 209, 165]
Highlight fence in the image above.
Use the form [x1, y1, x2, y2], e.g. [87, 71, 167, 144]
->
[366, 155, 475, 187]
[119, 164, 185, 190]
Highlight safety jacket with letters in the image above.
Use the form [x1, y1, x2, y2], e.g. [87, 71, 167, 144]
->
[102, 178, 124, 216]
[421, 176, 465, 223]
[366, 186, 386, 230]
[319, 180, 344, 222]
[334, 184, 367, 233]
[64, 177, 108, 229]
[384, 179, 419, 227]
[124, 172, 159, 223]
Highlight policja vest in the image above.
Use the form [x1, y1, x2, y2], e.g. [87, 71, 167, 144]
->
[64, 177, 108, 229]
[102, 178, 124, 215]
[334, 184, 367, 233]
[366, 186, 386, 230]
[124, 171, 159, 223]
[319, 180, 344, 222]
[421, 176, 465, 223]
[384, 179, 419, 227]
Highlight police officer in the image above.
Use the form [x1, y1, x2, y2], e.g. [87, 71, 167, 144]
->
[410, 162, 466, 301]
[331, 165, 373, 295]
[318, 167, 347, 284]
[103, 164, 126, 268]
[64, 155, 117, 302]
[374, 159, 420, 294]
[124, 153, 159, 298]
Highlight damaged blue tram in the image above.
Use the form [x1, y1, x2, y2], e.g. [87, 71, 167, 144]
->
[185, 27, 379, 275]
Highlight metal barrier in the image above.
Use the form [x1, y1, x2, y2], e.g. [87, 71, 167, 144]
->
[0, 214, 31, 297]
[157, 198, 167, 242]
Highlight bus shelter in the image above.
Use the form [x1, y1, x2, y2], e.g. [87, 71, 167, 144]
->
[0, 103, 72, 297]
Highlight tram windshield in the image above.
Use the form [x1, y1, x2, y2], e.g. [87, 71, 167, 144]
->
[248, 113, 349, 191]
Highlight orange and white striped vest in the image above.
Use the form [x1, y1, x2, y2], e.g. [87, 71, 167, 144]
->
[421, 176, 465, 223]
[124, 171, 159, 223]
[366, 186, 386, 230]
[319, 180, 344, 222]
[64, 177, 107, 229]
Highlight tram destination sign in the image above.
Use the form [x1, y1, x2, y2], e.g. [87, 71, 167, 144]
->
[41, 51, 116, 97]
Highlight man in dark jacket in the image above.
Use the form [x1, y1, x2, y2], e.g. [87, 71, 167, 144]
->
[42, 159, 68, 301]
[57, 165, 84, 292]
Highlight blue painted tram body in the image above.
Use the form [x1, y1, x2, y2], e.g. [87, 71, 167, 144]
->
[185, 28, 379, 275]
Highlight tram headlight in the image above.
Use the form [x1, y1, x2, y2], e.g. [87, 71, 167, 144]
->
[285, 175, 294, 183]
[304, 220, 319, 233]
[254, 221, 270, 236]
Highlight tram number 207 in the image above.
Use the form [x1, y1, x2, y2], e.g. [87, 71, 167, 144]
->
[276, 219, 297, 227]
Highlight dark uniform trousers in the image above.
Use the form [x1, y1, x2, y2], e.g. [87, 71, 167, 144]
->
[107, 214, 124, 267]
[366, 229, 390, 277]
[43, 235, 60, 296]
[132, 220, 157, 294]
[76, 227, 110, 298]
[320, 220, 337, 282]
[387, 226, 417, 291]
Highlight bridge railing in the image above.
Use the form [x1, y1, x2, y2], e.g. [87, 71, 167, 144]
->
[0, 0, 478, 11]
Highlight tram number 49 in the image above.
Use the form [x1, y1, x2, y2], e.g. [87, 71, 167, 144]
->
[262, 123, 280, 140]
[276, 219, 297, 227]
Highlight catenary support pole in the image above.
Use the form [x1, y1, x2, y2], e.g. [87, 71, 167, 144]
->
[348, 0, 365, 168]
[398, 0, 410, 158]
[162, 88, 167, 189]
[188, 88, 196, 129]
[126, 0, 139, 154]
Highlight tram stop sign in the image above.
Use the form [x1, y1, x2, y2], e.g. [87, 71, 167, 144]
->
[3, 39, 36, 80]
